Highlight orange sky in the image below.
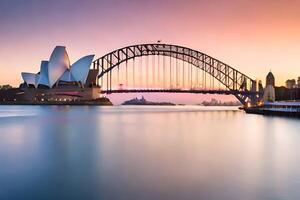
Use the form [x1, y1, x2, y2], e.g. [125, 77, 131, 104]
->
[0, 0, 299, 87]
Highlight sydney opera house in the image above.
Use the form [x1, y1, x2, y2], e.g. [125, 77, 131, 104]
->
[0, 46, 111, 105]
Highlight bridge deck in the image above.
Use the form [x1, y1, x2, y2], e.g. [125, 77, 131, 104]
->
[101, 89, 260, 96]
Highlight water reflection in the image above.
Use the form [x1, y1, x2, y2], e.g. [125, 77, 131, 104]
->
[0, 106, 299, 200]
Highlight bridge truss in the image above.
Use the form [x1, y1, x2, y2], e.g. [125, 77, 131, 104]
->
[93, 44, 261, 105]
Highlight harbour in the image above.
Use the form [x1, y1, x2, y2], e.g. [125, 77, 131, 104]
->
[244, 102, 300, 117]
[1, 0, 300, 199]
[0, 105, 300, 199]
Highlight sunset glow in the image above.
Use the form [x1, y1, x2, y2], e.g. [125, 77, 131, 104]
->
[0, 0, 299, 87]
[1, 1, 300, 198]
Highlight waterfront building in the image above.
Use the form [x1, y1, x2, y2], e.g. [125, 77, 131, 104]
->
[1, 46, 102, 103]
[266, 71, 275, 86]
[286, 79, 296, 89]
[263, 71, 275, 102]
[21, 46, 96, 89]
[258, 80, 264, 93]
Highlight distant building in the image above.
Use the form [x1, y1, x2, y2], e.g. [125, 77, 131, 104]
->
[258, 80, 264, 93]
[286, 79, 296, 89]
[298, 77, 300, 88]
[263, 71, 275, 102]
[266, 71, 275, 87]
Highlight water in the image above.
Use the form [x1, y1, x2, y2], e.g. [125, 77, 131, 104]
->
[0, 105, 300, 200]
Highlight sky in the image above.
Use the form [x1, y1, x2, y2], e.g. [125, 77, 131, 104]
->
[0, 0, 299, 103]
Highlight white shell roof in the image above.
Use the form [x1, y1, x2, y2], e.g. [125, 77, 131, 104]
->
[37, 61, 50, 87]
[48, 46, 70, 87]
[59, 70, 76, 82]
[35, 74, 40, 87]
[22, 46, 94, 88]
[21, 72, 38, 87]
[70, 55, 95, 84]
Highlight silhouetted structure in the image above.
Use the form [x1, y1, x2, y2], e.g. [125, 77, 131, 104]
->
[286, 79, 296, 89]
[263, 71, 275, 102]
[266, 71, 275, 86]
[275, 87, 300, 101]
[93, 43, 261, 105]
[122, 96, 174, 105]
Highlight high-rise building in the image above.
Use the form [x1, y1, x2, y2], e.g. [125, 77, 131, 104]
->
[258, 80, 264, 93]
[297, 77, 300, 88]
[266, 71, 275, 87]
[263, 71, 275, 102]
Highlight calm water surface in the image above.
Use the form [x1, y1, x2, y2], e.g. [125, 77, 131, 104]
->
[0, 105, 299, 200]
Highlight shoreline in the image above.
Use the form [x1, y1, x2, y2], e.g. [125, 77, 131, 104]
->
[244, 107, 300, 118]
[0, 98, 113, 106]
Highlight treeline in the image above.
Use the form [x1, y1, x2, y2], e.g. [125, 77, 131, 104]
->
[0, 85, 12, 90]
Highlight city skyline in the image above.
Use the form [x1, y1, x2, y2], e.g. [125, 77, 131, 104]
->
[1, 2, 300, 199]
[1, 0, 300, 87]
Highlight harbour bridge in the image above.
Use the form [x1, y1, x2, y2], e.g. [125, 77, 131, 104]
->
[92, 43, 262, 105]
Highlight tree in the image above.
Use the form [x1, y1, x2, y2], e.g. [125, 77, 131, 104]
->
[0, 85, 13, 90]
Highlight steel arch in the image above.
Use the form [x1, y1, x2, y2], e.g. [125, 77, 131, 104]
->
[93, 44, 260, 105]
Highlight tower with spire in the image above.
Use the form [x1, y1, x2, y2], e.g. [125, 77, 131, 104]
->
[263, 71, 275, 102]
